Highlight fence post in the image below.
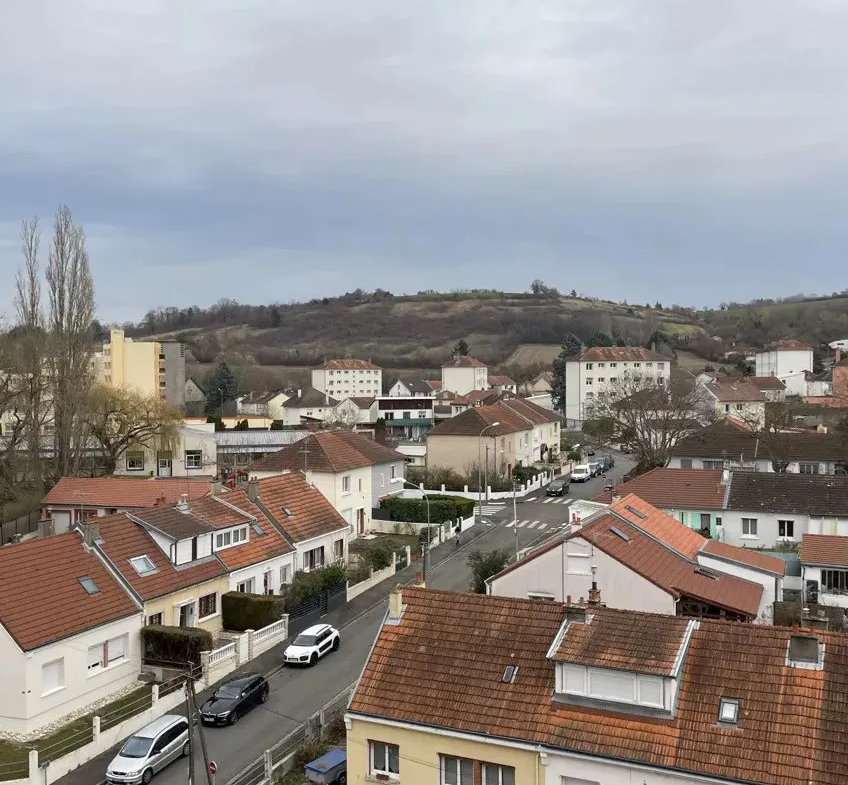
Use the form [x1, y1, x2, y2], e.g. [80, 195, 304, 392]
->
[28, 748, 38, 785]
[264, 749, 273, 781]
[405, 545, 410, 567]
[200, 651, 211, 684]
[92, 715, 101, 743]
[281, 613, 289, 641]
[246, 629, 256, 661]
[151, 684, 159, 707]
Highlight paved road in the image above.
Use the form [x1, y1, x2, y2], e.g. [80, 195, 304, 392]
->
[64, 453, 633, 785]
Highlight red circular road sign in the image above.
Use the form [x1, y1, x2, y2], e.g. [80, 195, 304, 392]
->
[208, 761, 217, 775]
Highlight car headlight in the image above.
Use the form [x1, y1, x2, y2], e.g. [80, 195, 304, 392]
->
[217, 712, 230, 717]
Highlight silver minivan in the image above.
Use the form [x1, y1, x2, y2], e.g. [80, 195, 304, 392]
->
[106, 714, 190, 785]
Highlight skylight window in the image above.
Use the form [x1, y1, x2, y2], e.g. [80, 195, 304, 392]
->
[502, 665, 518, 683]
[282, 508, 293, 517]
[129, 555, 158, 577]
[718, 697, 739, 725]
[609, 526, 630, 542]
[624, 505, 648, 520]
[250, 521, 266, 536]
[78, 576, 100, 595]
[695, 566, 720, 580]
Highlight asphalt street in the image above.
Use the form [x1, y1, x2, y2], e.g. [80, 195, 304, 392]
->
[62, 451, 633, 785]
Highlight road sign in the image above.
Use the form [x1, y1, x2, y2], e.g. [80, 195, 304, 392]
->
[208, 761, 217, 775]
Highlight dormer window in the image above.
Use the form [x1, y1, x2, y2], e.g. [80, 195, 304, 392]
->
[214, 526, 248, 550]
[718, 697, 739, 726]
[557, 663, 666, 709]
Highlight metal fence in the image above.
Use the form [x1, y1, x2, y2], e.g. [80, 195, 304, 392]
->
[227, 681, 357, 785]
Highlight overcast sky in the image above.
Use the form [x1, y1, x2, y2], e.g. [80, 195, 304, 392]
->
[1, 0, 847, 323]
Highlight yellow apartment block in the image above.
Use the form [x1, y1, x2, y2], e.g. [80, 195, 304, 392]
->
[96, 329, 164, 398]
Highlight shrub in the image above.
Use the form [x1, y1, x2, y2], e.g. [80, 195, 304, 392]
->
[285, 562, 348, 610]
[467, 549, 512, 593]
[512, 466, 541, 483]
[141, 625, 213, 666]
[363, 542, 394, 571]
[221, 592, 282, 632]
[379, 494, 474, 523]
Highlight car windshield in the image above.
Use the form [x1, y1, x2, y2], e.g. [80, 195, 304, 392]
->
[294, 634, 318, 646]
[120, 736, 153, 758]
[215, 685, 241, 699]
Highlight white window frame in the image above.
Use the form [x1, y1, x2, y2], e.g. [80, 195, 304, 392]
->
[279, 564, 290, 585]
[369, 741, 399, 780]
[441, 755, 473, 785]
[333, 539, 344, 561]
[482, 763, 516, 785]
[184, 450, 203, 469]
[41, 658, 65, 697]
[125, 451, 145, 471]
[778, 519, 795, 539]
[742, 517, 758, 538]
[129, 555, 158, 576]
[342, 475, 351, 494]
[236, 578, 255, 593]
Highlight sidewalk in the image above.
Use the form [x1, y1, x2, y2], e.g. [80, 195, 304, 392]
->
[61, 520, 489, 785]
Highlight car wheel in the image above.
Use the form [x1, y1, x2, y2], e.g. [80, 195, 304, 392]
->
[260, 687, 269, 703]
[141, 769, 154, 785]
[181, 741, 190, 757]
[228, 710, 240, 725]
[332, 636, 340, 651]
[337, 774, 347, 785]
[310, 652, 318, 665]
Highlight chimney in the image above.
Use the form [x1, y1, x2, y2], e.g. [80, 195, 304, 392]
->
[246, 479, 259, 504]
[83, 521, 100, 548]
[836, 348, 842, 364]
[611, 494, 621, 504]
[37, 519, 55, 539]
[387, 585, 406, 623]
[210, 480, 223, 497]
[721, 469, 731, 485]
[9, 533, 23, 545]
[587, 565, 602, 606]
[175, 494, 190, 513]
[411, 573, 426, 588]
[563, 600, 589, 624]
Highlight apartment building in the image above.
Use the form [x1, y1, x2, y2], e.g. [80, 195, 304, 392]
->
[311, 360, 382, 399]
[441, 355, 488, 396]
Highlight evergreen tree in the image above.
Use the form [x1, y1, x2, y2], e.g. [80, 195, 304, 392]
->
[204, 361, 239, 417]
[551, 333, 582, 414]
[452, 339, 470, 358]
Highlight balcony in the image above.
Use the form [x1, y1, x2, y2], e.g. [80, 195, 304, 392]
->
[384, 418, 433, 427]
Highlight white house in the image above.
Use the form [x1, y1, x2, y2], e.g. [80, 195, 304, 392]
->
[113, 424, 218, 479]
[488, 374, 517, 394]
[754, 339, 813, 381]
[280, 388, 340, 427]
[0, 531, 143, 736]
[376, 395, 435, 441]
[701, 379, 766, 428]
[387, 378, 433, 398]
[311, 359, 382, 399]
[800, 534, 848, 608]
[564, 346, 671, 426]
[236, 390, 289, 420]
[441, 355, 488, 396]
[248, 431, 406, 536]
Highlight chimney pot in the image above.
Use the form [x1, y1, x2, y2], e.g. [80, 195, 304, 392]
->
[210, 481, 223, 497]
[388, 585, 404, 620]
[83, 521, 100, 547]
[246, 479, 259, 504]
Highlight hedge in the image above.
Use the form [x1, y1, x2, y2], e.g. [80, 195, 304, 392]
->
[512, 466, 541, 483]
[379, 494, 474, 523]
[285, 562, 348, 610]
[222, 592, 282, 632]
[141, 625, 213, 667]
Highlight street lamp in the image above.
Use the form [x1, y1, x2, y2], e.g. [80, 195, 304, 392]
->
[477, 422, 500, 521]
[391, 476, 431, 583]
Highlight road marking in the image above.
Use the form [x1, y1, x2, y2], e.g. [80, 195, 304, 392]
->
[517, 520, 528, 528]
[526, 521, 537, 529]
[542, 497, 553, 504]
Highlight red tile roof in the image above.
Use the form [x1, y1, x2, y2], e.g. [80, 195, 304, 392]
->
[706, 380, 766, 402]
[702, 540, 786, 575]
[577, 515, 762, 617]
[609, 494, 706, 559]
[253, 474, 349, 542]
[593, 468, 726, 511]
[749, 376, 787, 391]
[315, 359, 381, 370]
[577, 346, 668, 363]
[451, 390, 500, 406]
[769, 338, 812, 352]
[800, 534, 848, 567]
[551, 607, 692, 676]
[441, 355, 486, 368]
[350, 588, 848, 785]
[43, 477, 211, 509]
[426, 404, 530, 438]
[488, 375, 516, 386]
[249, 430, 403, 474]
[0, 532, 139, 650]
[425, 380, 442, 390]
[96, 514, 226, 600]
[499, 397, 561, 425]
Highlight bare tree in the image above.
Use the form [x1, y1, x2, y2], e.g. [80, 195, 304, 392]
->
[45, 205, 96, 478]
[584, 371, 714, 470]
[319, 402, 362, 431]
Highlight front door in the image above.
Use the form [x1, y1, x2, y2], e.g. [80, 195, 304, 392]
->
[179, 603, 196, 627]
[356, 509, 365, 535]
[158, 456, 172, 477]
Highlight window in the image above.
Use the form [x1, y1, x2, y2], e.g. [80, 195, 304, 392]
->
[584, 391, 594, 399]
[585, 378, 593, 385]
[821, 569, 848, 594]
[703, 460, 723, 470]
[233, 527, 247, 544]
[778, 520, 795, 539]
[724, 404, 731, 414]
[597, 362, 605, 368]
[609, 362, 617, 368]
[304, 546, 325, 571]
[198, 593, 217, 618]
[597, 377, 605, 383]
[646, 362, 653, 368]
[657, 362, 665, 369]
[441, 756, 473, 785]
[78, 576, 100, 595]
[369, 741, 399, 780]
[107, 635, 127, 665]
[42, 659, 65, 696]
[391, 465, 397, 479]
[585, 363, 593, 370]
[216, 531, 231, 548]
[88, 644, 104, 672]
[483, 765, 515, 785]
[358, 478, 363, 492]
[279, 565, 290, 585]
[718, 697, 739, 725]
[126, 451, 144, 471]
[800, 463, 820, 475]
[342, 475, 351, 493]
[742, 518, 758, 537]
[700, 513, 711, 529]
[147, 612, 163, 626]
[333, 539, 344, 560]
[185, 450, 202, 469]
[237, 578, 255, 593]
[129, 555, 158, 576]
[680, 459, 693, 469]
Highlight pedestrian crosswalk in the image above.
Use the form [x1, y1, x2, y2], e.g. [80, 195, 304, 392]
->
[539, 497, 574, 505]
[477, 502, 506, 516]
[506, 516, 571, 531]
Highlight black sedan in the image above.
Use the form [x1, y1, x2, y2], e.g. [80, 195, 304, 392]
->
[200, 673, 269, 726]
[546, 477, 570, 496]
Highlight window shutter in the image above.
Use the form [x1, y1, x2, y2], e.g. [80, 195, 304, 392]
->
[107, 635, 126, 664]
[42, 660, 62, 693]
[88, 644, 103, 670]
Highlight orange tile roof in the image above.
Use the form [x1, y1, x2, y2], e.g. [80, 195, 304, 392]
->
[425, 380, 442, 390]
[488, 375, 516, 386]
[316, 359, 381, 370]
[707, 380, 766, 402]
[609, 494, 706, 559]
[96, 514, 226, 600]
[577, 515, 762, 617]
[252, 474, 349, 542]
[702, 540, 787, 575]
[499, 397, 561, 425]
[0, 532, 139, 650]
[770, 338, 812, 352]
[749, 376, 787, 391]
[350, 588, 848, 785]
[427, 403, 531, 437]
[249, 430, 403, 474]
[551, 607, 692, 676]
[578, 346, 668, 362]
[441, 355, 486, 368]
[43, 477, 211, 509]
[593, 468, 726, 510]
[800, 534, 848, 567]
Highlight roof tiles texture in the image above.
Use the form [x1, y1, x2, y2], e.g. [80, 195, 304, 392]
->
[488, 375, 516, 386]
[707, 381, 767, 402]
[593, 468, 727, 511]
[0, 532, 139, 650]
[315, 359, 380, 370]
[727, 472, 848, 516]
[253, 474, 348, 542]
[578, 346, 668, 363]
[609, 494, 707, 558]
[800, 534, 848, 567]
[350, 587, 848, 785]
[701, 539, 787, 575]
[43, 477, 210, 509]
[441, 355, 486, 368]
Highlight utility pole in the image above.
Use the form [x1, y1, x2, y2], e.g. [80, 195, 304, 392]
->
[513, 480, 518, 559]
[188, 676, 215, 785]
[184, 669, 195, 785]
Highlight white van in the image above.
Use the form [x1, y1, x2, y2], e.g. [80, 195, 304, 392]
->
[571, 465, 591, 482]
[106, 714, 190, 784]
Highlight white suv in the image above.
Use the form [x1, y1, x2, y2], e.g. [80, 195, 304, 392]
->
[571, 465, 591, 482]
[283, 624, 340, 666]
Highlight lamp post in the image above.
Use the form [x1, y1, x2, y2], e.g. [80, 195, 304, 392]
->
[477, 421, 500, 522]
[391, 477, 431, 583]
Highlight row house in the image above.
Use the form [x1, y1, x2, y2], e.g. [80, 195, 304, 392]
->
[488, 493, 784, 622]
[248, 430, 406, 536]
[441, 355, 488, 396]
[311, 359, 382, 399]
[347, 585, 846, 785]
[376, 396, 435, 441]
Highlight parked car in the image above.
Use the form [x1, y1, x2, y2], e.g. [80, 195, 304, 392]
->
[106, 715, 189, 785]
[586, 447, 596, 456]
[601, 455, 614, 471]
[588, 461, 601, 477]
[571, 465, 591, 482]
[546, 476, 570, 496]
[200, 673, 269, 726]
[283, 623, 341, 666]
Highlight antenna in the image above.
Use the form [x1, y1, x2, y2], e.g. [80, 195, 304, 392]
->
[299, 438, 311, 474]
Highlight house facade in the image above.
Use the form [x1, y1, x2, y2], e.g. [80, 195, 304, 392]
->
[387, 378, 433, 398]
[376, 396, 434, 440]
[488, 374, 517, 394]
[0, 532, 143, 736]
[800, 534, 848, 608]
[701, 380, 766, 428]
[441, 355, 488, 395]
[564, 346, 671, 426]
[280, 389, 340, 427]
[311, 359, 382, 399]
[112, 424, 218, 478]
[755, 339, 813, 379]
[236, 390, 289, 420]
